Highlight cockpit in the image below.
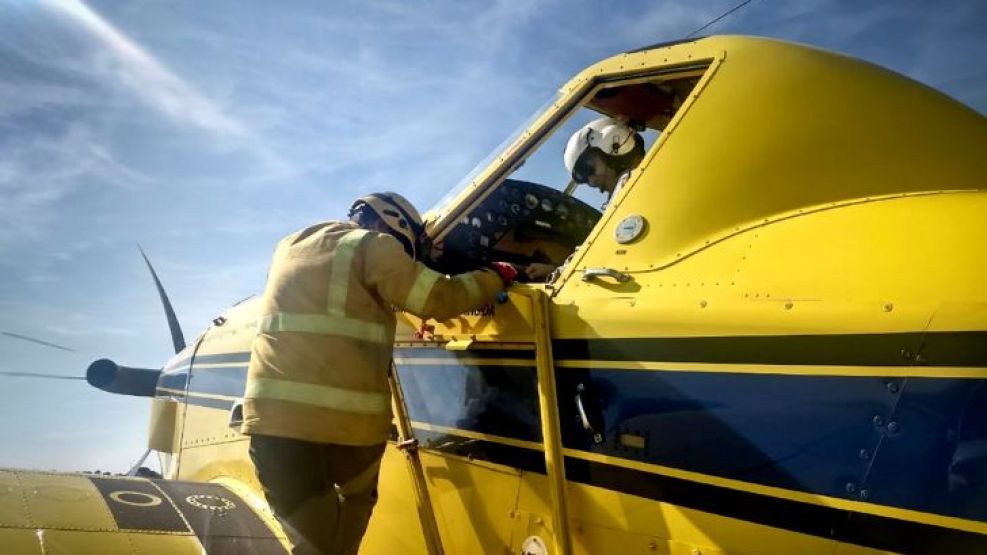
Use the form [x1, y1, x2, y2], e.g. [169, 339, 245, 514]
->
[425, 67, 708, 279]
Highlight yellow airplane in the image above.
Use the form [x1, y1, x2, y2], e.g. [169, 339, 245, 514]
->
[2, 35, 985, 554]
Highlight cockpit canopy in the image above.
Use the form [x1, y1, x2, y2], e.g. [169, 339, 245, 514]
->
[427, 36, 987, 278]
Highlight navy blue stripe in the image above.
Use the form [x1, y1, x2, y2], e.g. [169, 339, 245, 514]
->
[394, 348, 535, 360]
[410, 429, 987, 554]
[553, 368, 987, 522]
[395, 349, 987, 523]
[563, 457, 987, 554]
[164, 351, 251, 372]
[88, 476, 190, 532]
[157, 372, 188, 392]
[553, 332, 987, 367]
[151, 480, 285, 553]
[185, 396, 236, 411]
[188, 366, 248, 397]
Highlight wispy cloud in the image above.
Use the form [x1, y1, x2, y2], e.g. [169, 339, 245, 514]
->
[0, 124, 149, 251]
[41, 0, 246, 138]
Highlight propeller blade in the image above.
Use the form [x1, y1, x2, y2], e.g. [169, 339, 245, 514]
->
[138, 245, 186, 354]
[0, 371, 85, 380]
[2, 331, 76, 352]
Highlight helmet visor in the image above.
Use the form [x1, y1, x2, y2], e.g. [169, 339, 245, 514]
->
[571, 151, 595, 184]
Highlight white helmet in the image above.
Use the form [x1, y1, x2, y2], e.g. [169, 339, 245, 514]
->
[350, 192, 424, 258]
[563, 117, 637, 182]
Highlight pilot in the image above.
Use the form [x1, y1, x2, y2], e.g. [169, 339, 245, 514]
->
[242, 191, 517, 555]
[564, 116, 645, 200]
[525, 117, 645, 281]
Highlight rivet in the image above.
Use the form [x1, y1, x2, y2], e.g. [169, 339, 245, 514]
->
[900, 349, 912, 360]
[648, 540, 658, 550]
[887, 382, 900, 394]
[858, 449, 871, 460]
[845, 482, 857, 494]
[873, 415, 884, 427]
[859, 489, 870, 500]
[887, 421, 900, 434]
[784, 302, 794, 310]
[700, 300, 707, 308]
[883, 303, 894, 312]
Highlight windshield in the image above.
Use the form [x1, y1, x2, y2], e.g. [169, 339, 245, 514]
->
[425, 90, 563, 222]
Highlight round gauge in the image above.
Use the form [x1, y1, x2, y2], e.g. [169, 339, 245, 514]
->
[540, 198, 553, 212]
[556, 203, 569, 219]
[525, 193, 539, 210]
[614, 214, 647, 244]
[510, 203, 521, 215]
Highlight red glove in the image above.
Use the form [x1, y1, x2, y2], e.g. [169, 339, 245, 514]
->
[489, 262, 518, 287]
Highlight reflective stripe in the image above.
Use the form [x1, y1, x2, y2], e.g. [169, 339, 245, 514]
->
[459, 272, 482, 301]
[327, 229, 369, 316]
[245, 376, 390, 415]
[404, 268, 442, 314]
[259, 312, 389, 345]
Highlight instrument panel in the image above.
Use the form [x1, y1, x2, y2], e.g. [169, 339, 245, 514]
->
[430, 179, 601, 277]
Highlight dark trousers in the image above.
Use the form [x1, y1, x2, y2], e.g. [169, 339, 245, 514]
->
[249, 435, 386, 555]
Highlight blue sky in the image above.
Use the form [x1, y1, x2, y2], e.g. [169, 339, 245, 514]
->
[1, 0, 985, 472]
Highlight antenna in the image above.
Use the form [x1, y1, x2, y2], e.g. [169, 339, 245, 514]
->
[686, 0, 756, 39]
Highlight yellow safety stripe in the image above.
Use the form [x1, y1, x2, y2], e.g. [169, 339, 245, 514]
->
[458, 272, 481, 301]
[405, 268, 442, 314]
[327, 229, 369, 316]
[259, 312, 389, 345]
[245, 376, 391, 414]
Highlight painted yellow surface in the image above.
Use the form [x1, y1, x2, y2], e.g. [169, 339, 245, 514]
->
[0, 529, 43, 555]
[11, 35, 984, 555]
[16, 472, 117, 531]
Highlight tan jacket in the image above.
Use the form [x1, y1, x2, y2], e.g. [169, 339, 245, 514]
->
[242, 221, 503, 445]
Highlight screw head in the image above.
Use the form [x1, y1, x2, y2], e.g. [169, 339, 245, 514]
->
[887, 421, 900, 434]
[873, 415, 885, 427]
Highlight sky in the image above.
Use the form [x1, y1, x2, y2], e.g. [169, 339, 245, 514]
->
[0, 0, 985, 473]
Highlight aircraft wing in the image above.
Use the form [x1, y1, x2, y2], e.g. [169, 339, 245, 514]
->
[0, 469, 287, 554]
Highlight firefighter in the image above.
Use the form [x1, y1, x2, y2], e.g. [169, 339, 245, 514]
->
[242, 192, 516, 555]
